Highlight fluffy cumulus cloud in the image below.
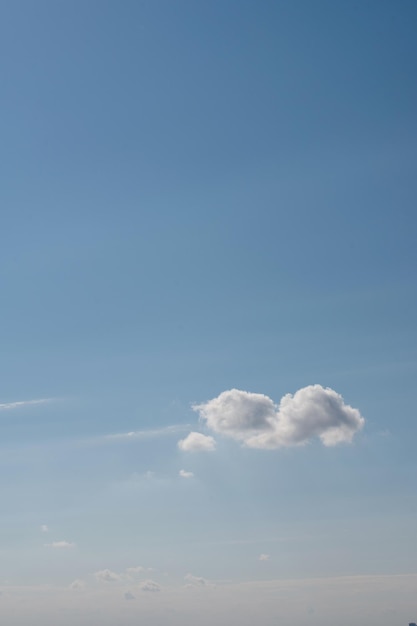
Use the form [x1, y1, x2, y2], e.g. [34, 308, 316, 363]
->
[69, 579, 86, 590]
[140, 579, 161, 593]
[178, 432, 216, 452]
[179, 469, 194, 478]
[94, 569, 121, 583]
[185, 573, 207, 586]
[259, 554, 270, 561]
[191, 385, 364, 449]
[194, 389, 277, 440]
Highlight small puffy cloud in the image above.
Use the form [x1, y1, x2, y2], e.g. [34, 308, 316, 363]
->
[259, 554, 270, 561]
[44, 541, 75, 548]
[124, 591, 135, 601]
[69, 579, 86, 590]
[185, 573, 207, 586]
[94, 569, 121, 583]
[40, 525, 49, 533]
[126, 566, 145, 575]
[140, 579, 161, 593]
[179, 469, 194, 478]
[178, 432, 216, 452]
[194, 386, 364, 449]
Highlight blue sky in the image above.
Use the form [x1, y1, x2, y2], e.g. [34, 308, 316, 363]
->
[1, 0, 416, 623]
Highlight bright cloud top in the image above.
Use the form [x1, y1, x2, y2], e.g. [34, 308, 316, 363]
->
[191, 385, 364, 449]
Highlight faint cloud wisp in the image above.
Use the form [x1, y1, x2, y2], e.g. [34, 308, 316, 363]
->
[0, 398, 53, 411]
[44, 541, 75, 549]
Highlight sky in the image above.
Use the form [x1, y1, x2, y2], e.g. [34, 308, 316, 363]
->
[1, 0, 417, 623]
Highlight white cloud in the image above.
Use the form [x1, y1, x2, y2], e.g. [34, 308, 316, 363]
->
[40, 524, 49, 533]
[178, 432, 216, 452]
[140, 579, 161, 593]
[259, 554, 270, 561]
[179, 469, 194, 478]
[194, 389, 276, 440]
[193, 386, 364, 449]
[124, 591, 135, 600]
[126, 566, 145, 579]
[94, 569, 121, 583]
[69, 579, 86, 590]
[44, 541, 75, 548]
[185, 573, 207, 586]
[0, 398, 52, 411]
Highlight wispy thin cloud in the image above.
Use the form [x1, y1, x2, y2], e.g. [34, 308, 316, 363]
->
[205, 534, 306, 546]
[0, 398, 52, 411]
[98, 424, 191, 443]
[44, 541, 75, 549]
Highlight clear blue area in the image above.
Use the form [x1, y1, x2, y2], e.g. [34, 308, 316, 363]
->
[0, 0, 416, 606]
